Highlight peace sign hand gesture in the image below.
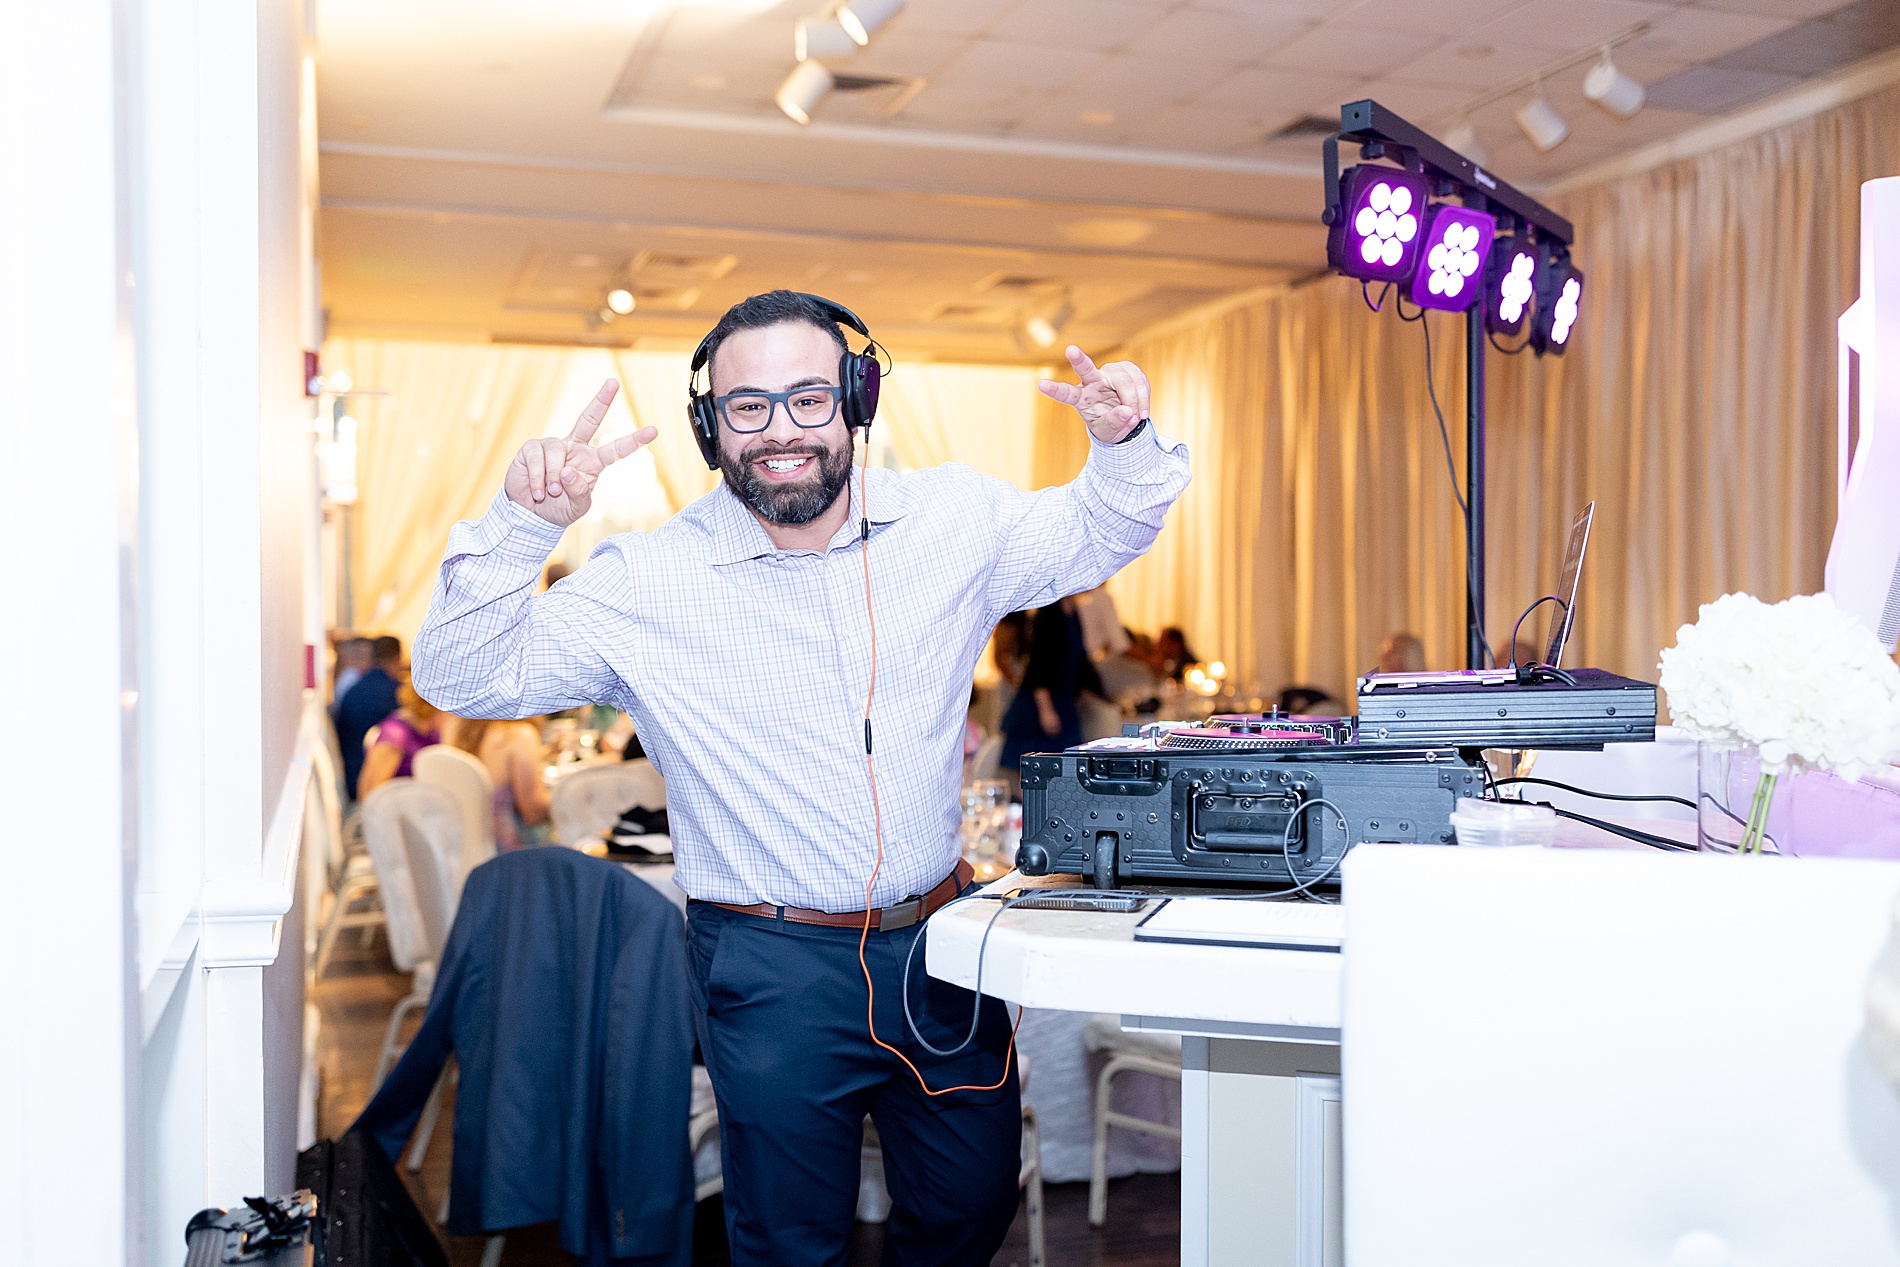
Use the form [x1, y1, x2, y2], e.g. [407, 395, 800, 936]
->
[1036, 345, 1150, 444]
[504, 380, 658, 527]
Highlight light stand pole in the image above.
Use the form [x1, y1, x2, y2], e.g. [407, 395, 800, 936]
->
[1466, 305, 1486, 669]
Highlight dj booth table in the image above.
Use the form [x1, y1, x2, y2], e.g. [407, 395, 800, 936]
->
[926, 820, 1677, 1267]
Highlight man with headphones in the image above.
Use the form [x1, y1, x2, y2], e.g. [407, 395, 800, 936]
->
[414, 290, 1189, 1265]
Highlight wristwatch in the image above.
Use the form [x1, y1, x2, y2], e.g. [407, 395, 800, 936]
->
[1115, 417, 1151, 445]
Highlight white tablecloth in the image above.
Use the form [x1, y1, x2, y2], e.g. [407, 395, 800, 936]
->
[1016, 1006, 1181, 1183]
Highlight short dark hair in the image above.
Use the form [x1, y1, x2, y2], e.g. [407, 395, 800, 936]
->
[702, 290, 848, 387]
[371, 635, 402, 666]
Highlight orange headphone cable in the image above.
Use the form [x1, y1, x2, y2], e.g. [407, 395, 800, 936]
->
[852, 434, 1021, 1097]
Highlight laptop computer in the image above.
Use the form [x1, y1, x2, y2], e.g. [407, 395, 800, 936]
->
[1359, 502, 1595, 693]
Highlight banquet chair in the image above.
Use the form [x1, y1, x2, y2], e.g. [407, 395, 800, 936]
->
[1083, 1014, 1182, 1228]
[413, 743, 496, 889]
[549, 759, 666, 846]
[313, 803, 385, 981]
[357, 779, 463, 1090]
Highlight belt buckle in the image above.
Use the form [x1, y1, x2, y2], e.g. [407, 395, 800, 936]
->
[879, 897, 924, 931]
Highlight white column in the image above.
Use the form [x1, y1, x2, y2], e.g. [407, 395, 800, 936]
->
[0, 2, 140, 1265]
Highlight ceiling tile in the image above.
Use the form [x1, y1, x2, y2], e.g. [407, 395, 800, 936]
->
[1380, 38, 1556, 90]
[843, 30, 973, 79]
[895, 0, 1025, 39]
[1191, 0, 1365, 19]
[1259, 22, 1446, 78]
[896, 79, 1049, 131]
[1135, 6, 1322, 64]
[996, 0, 1174, 52]
[1354, 77, 1485, 129]
[937, 38, 1110, 91]
[1623, 7, 1798, 63]
[1124, 102, 1284, 151]
[1466, 0, 1669, 56]
[1007, 95, 1140, 144]
[1192, 65, 1372, 115]
[655, 8, 795, 62]
[1069, 52, 1242, 109]
[1329, 0, 1532, 37]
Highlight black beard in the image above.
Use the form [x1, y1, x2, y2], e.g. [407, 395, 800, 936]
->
[719, 438, 854, 526]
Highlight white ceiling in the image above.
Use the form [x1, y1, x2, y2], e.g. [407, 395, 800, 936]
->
[315, 0, 1889, 361]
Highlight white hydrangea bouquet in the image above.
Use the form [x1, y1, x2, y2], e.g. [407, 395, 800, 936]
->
[1658, 592, 1900, 854]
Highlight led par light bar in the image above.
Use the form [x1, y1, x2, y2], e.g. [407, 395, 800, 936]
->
[1532, 253, 1584, 354]
[1486, 235, 1538, 335]
[1326, 165, 1430, 285]
[1410, 204, 1495, 311]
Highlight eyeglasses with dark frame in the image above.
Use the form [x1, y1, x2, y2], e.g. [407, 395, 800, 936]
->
[715, 384, 842, 433]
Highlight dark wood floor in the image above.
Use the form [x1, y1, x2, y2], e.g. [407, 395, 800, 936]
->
[313, 926, 1180, 1266]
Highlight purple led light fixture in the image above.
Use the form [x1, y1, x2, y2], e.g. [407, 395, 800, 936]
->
[1485, 235, 1538, 335]
[1408, 204, 1495, 312]
[1326, 166, 1430, 285]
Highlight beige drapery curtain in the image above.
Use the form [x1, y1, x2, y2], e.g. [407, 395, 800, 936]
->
[1105, 80, 1900, 702]
[323, 337, 573, 645]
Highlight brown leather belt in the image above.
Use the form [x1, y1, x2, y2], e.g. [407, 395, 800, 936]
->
[704, 859, 974, 932]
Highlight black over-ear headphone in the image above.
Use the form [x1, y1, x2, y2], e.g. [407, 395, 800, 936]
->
[687, 293, 884, 470]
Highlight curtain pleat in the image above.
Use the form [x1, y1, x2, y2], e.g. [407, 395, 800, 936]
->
[1107, 81, 1900, 703]
[324, 337, 574, 647]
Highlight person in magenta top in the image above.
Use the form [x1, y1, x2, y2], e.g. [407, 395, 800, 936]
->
[355, 681, 443, 799]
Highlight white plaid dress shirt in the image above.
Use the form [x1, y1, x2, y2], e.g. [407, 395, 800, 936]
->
[413, 427, 1191, 912]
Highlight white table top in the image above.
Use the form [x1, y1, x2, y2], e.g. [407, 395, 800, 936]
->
[923, 816, 1685, 1041]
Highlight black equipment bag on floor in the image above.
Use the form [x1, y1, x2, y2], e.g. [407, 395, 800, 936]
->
[295, 1127, 448, 1267]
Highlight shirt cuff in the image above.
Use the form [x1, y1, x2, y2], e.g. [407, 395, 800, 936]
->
[465, 488, 569, 563]
[1086, 418, 1187, 480]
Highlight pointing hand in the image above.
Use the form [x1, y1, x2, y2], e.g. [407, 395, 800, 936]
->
[1036, 345, 1150, 444]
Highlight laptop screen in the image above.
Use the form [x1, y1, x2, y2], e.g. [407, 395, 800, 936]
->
[1540, 503, 1595, 669]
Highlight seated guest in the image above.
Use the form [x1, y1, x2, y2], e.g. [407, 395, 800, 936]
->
[452, 717, 552, 850]
[1377, 631, 1427, 674]
[1096, 634, 1160, 704]
[1153, 625, 1196, 681]
[330, 636, 373, 713]
[356, 680, 443, 800]
[335, 634, 403, 798]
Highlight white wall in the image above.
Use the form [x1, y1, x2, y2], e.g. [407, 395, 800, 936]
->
[0, 0, 320, 1261]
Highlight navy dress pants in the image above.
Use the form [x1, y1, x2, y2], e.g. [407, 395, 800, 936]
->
[684, 898, 1021, 1267]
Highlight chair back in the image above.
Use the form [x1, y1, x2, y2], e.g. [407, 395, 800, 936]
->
[969, 735, 1004, 782]
[359, 779, 463, 971]
[550, 760, 666, 846]
[309, 728, 348, 883]
[414, 743, 496, 887]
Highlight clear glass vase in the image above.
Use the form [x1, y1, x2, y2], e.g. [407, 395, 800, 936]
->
[1697, 743, 1788, 855]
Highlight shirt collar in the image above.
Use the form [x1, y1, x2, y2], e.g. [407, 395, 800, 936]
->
[704, 464, 914, 566]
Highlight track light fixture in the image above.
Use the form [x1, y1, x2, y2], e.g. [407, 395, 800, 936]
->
[837, 0, 903, 45]
[795, 16, 858, 61]
[1514, 82, 1569, 152]
[776, 59, 834, 124]
[606, 288, 636, 315]
[1582, 48, 1644, 117]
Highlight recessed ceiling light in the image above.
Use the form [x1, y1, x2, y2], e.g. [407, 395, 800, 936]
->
[1078, 109, 1115, 126]
[688, 70, 728, 91]
[1456, 44, 1493, 60]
